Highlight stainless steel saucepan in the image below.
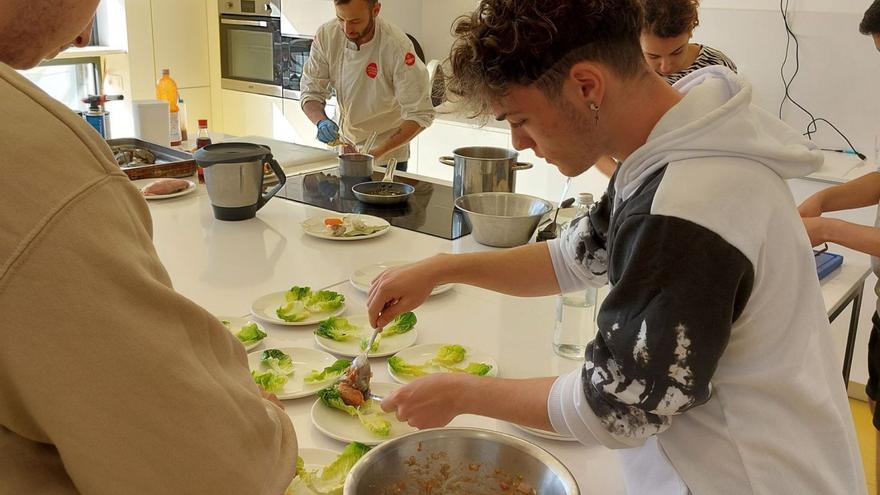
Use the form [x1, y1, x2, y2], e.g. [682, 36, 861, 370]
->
[351, 159, 414, 205]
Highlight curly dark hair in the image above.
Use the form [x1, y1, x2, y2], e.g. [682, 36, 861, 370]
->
[642, 0, 700, 38]
[861, 0, 880, 35]
[334, 0, 378, 6]
[447, 0, 646, 117]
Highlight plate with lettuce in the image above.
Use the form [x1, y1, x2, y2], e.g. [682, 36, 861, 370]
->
[219, 316, 268, 351]
[301, 214, 390, 241]
[251, 286, 346, 326]
[313, 312, 418, 358]
[310, 382, 416, 445]
[387, 343, 498, 384]
[248, 347, 344, 400]
[286, 444, 369, 495]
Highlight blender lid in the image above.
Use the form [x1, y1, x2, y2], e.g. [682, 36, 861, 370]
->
[193, 142, 272, 166]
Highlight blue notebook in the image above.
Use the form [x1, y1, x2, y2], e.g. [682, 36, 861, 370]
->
[815, 251, 843, 280]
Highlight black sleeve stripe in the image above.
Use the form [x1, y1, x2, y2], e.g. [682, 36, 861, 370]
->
[581, 213, 755, 442]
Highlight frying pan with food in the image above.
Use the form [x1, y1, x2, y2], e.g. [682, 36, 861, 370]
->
[351, 159, 414, 205]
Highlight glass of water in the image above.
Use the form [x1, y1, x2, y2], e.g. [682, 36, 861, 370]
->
[553, 287, 599, 360]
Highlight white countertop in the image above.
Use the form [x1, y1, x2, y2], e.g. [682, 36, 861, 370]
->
[142, 174, 869, 494]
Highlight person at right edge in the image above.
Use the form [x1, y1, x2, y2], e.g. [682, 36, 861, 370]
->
[798, 2, 880, 489]
[368, 0, 866, 493]
[596, 0, 737, 177]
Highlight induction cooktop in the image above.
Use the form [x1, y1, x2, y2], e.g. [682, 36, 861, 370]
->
[276, 168, 471, 240]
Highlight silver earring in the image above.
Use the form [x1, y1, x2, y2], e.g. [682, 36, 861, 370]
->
[590, 102, 600, 124]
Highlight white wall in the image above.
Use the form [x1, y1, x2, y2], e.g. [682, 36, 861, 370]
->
[281, 0, 423, 39]
[420, 0, 477, 61]
[695, 4, 880, 160]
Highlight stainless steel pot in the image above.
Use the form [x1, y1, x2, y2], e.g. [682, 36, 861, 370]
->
[339, 153, 374, 179]
[344, 427, 579, 494]
[439, 146, 532, 199]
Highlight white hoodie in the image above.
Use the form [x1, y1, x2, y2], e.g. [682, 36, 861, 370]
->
[547, 67, 865, 494]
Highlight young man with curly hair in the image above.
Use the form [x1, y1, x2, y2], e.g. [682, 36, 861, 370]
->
[797, 1, 880, 489]
[369, 0, 866, 492]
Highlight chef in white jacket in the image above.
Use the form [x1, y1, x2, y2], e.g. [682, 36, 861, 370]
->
[301, 0, 435, 171]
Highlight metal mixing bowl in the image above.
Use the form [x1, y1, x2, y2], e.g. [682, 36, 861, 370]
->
[455, 192, 553, 248]
[344, 428, 579, 495]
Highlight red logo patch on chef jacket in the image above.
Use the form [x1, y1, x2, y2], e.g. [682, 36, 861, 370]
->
[404, 52, 416, 66]
[365, 62, 378, 79]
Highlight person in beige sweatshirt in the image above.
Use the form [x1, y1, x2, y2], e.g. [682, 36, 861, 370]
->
[0, 1, 298, 493]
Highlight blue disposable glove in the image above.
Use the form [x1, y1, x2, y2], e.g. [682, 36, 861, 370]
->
[316, 119, 339, 144]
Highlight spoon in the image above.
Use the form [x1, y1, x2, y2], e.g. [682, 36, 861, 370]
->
[342, 299, 396, 396]
[537, 197, 575, 242]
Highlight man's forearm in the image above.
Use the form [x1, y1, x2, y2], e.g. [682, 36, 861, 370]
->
[303, 100, 329, 126]
[458, 375, 556, 431]
[371, 120, 423, 158]
[824, 218, 880, 258]
[814, 172, 880, 213]
[425, 242, 561, 297]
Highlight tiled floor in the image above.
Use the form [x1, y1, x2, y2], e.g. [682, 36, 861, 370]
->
[851, 399, 877, 495]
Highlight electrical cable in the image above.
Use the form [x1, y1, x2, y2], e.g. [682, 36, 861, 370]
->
[778, 0, 864, 158]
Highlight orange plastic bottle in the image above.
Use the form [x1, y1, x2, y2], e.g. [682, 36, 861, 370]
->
[155, 69, 182, 146]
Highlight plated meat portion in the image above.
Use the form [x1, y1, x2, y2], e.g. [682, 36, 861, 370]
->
[141, 179, 191, 196]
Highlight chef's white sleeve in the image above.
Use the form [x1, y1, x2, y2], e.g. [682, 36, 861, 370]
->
[391, 51, 435, 128]
[300, 33, 332, 108]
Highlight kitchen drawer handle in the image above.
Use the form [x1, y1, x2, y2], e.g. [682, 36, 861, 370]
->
[221, 19, 268, 27]
[439, 156, 455, 166]
[513, 162, 533, 171]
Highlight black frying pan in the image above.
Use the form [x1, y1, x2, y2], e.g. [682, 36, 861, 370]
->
[351, 159, 414, 205]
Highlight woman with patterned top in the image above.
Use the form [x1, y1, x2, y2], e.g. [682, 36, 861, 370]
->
[641, 0, 736, 84]
[595, 0, 737, 177]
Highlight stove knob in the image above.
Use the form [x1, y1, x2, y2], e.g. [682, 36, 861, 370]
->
[265, 3, 272, 14]
[225, 2, 233, 8]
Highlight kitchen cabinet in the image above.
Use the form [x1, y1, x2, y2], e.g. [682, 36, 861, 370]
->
[280, 99, 336, 149]
[151, 0, 211, 89]
[178, 87, 212, 138]
[221, 89, 284, 140]
[415, 120, 508, 181]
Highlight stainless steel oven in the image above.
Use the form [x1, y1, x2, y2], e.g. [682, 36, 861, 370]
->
[219, 0, 283, 97]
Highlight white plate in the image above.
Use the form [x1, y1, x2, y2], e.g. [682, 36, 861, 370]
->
[314, 314, 417, 358]
[248, 347, 340, 400]
[301, 214, 390, 241]
[349, 260, 454, 297]
[387, 343, 498, 384]
[141, 179, 196, 200]
[218, 316, 267, 351]
[251, 290, 346, 326]
[286, 447, 340, 495]
[310, 382, 416, 446]
[510, 423, 578, 442]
